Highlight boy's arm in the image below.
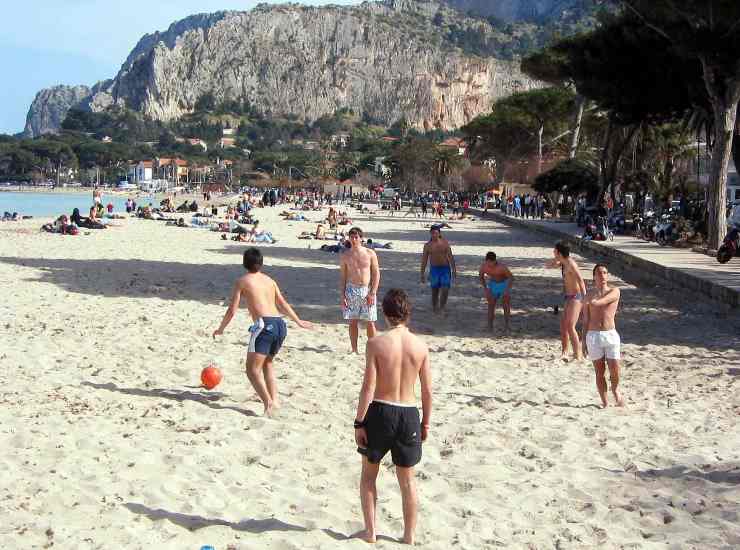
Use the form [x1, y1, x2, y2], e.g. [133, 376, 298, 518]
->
[590, 287, 620, 307]
[575, 265, 588, 295]
[478, 265, 486, 288]
[580, 298, 590, 347]
[545, 258, 560, 269]
[354, 343, 378, 447]
[339, 256, 348, 307]
[213, 281, 241, 337]
[275, 283, 313, 329]
[448, 245, 456, 278]
[369, 250, 380, 301]
[419, 349, 433, 441]
[505, 266, 514, 291]
[420, 245, 429, 282]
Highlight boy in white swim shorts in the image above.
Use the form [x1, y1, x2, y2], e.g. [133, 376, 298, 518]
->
[582, 264, 625, 408]
[340, 227, 380, 353]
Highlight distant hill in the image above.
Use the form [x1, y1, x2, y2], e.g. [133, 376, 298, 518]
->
[24, 0, 608, 137]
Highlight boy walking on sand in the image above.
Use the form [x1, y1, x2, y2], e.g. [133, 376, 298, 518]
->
[354, 289, 432, 544]
[212, 248, 313, 416]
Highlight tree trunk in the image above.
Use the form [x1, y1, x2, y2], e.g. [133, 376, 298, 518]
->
[537, 124, 544, 175]
[700, 58, 740, 249]
[707, 100, 737, 248]
[569, 94, 585, 159]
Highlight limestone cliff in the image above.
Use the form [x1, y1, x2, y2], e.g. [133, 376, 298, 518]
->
[25, 0, 548, 135]
[23, 85, 90, 138]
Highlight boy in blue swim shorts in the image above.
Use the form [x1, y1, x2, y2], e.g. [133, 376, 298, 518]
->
[212, 248, 313, 416]
[420, 226, 456, 314]
[478, 251, 513, 334]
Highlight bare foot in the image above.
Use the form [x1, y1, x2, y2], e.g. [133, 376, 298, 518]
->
[613, 391, 625, 407]
[560, 354, 569, 362]
[351, 530, 376, 544]
[264, 403, 276, 417]
[402, 534, 415, 545]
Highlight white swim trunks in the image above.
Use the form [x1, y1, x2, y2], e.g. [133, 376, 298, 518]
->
[586, 329, 621, 361]
[343, 283, 377, 322]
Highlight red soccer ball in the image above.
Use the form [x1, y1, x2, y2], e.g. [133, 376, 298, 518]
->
[201, 365, 223, 390]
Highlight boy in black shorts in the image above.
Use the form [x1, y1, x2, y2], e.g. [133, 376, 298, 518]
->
[354, 289, 433, 544]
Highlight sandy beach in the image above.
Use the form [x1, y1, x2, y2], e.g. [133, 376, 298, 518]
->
[1, 205, 739, 549]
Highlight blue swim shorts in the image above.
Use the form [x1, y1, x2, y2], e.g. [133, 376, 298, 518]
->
[487, 279, 509, 299]
[248, 317, 287, 356]
[429, 265, 451, 289]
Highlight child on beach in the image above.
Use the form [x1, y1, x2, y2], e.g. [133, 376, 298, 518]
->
[212, 248, 313, 416]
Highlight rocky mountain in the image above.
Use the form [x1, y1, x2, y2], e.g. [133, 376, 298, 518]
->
[441, 0, 612, 22]
[23, 0, 604, 137]
[24, 85, 91, 138]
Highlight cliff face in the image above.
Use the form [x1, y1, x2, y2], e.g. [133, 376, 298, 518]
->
[440, 0, 593, 21]
[25, 1, 544, 135]
[23, 85, 91, 138]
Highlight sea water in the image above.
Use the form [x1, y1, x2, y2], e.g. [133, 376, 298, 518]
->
[0, 192, 155, 218]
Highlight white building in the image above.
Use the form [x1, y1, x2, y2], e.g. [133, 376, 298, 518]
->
[128, 161, 153, 184]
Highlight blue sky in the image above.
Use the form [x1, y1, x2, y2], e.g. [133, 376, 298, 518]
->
[0, 0, 360, 135]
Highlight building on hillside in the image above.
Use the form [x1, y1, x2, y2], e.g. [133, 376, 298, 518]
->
[222, 128, 236, 136]
[128, 160, 153, 184]
[101, 136, 113, 143]
[330, 133, 351, 149]
[303, 140, 320, 151]
[381, 136, 400, 144]
[440, 137, 467, 156]
[220, 137, 236, 149]
[155, 158, 189, 183]
[188, 138, 208, 151]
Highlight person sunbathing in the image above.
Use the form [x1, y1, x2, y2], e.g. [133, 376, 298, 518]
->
[71, 208, 106, 229]
[365, 238, 393, 250]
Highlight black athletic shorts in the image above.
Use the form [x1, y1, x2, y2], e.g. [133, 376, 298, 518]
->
[358, 401, 422, 467]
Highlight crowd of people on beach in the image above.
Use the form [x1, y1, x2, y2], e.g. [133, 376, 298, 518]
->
[208, 189, 624, 544]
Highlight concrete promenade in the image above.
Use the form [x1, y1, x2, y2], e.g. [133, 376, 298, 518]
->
[479, 209, 740, 308]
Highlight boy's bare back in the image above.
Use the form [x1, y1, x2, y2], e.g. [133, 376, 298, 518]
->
[236, 272, 281, 320]
[367, 328, 429, 404]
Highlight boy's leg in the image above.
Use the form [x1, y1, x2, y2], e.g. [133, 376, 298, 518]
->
[245, 352, 273, 415]
[359, 457, 380, 543]
[395, 466, 418, 545]
[431, 288, 440, 313]
[565, 299, 583, 360]
[263, 355, 278, 408]
[593, 358, 608, 408]
[349, 319, 360, 354]
[607, 359, 624, 406]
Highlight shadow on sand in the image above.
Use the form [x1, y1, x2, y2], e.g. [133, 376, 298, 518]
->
[82, 381, 258, 416]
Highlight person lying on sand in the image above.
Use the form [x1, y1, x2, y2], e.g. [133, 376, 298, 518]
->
[212, 247, 313, 416]
[365, 238, 393, 250]
[581, 264, 624, 408]
[353, 289, 432, 545]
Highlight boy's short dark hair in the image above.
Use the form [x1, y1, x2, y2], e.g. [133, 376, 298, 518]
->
[348, 227, 363, 237]
[554, 241, 570, 258]
[382, 289, 411, 325]
[593, 263, 609, 275]
[243, 247, 263, 272]
[485, 251, 497, 262]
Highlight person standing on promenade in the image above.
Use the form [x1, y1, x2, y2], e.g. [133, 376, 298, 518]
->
[420, 226, 456, 315]
[353, 289, 432, 545]
[341, 227, 380, 354]
[478, 251, 513, 334]
[582, 264, 624, 408]
[212, 248, 313, 416]
[545, 241, 587, 361]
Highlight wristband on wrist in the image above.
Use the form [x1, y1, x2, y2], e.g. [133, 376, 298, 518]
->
[354, 419, 366, 429]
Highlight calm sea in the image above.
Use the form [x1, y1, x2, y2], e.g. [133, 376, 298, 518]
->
[0, 191, 155, 218]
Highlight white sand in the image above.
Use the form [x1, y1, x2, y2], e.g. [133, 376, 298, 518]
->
[1, 206, 739, 549]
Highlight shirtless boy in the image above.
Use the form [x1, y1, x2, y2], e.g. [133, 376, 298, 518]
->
[478, 251, 513, 334]
[545, 241, 587, 361]
[341, 227, 380, 353]
[354, 289, 432, 545]
[582, 264, 624, 408]
[420, 227, 456, 314]
[212, 248, 313, 416]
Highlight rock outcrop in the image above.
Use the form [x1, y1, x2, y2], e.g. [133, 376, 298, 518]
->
[25, 0, 549, 135]
[440, 0, 595, 22]
[23, 85, 90, 138]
